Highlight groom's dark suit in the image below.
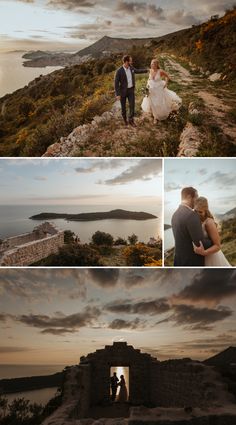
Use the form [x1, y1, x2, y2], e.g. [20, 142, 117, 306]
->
[115, 65, 147, 123]
[171, 204, 212, 266]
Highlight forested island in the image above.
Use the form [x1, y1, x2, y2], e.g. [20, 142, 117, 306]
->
[0, 372, 63, 394]
[29, 209, 157, 221]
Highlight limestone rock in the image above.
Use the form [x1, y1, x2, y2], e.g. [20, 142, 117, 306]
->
[209, 72, 222, 82]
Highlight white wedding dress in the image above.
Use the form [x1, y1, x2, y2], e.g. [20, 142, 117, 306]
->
[141, 70, 182, 120]
[202, 219, 231, 267]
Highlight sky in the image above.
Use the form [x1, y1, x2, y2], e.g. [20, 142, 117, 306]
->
[164, 159, 236, 224]
[0, 0, 234, 51]
[0, 268, 235, 366]
[0, 158, 162, 208]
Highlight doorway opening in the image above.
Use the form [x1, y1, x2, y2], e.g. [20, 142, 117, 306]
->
[110, 366, 129, 402]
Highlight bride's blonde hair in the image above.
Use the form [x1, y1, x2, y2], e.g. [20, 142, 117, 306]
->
[151, 59, 160, 69]
[195, 197, 215, 220]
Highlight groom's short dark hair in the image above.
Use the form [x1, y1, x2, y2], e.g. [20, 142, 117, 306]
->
[181, 187, 197, 199]
[123, 55, 130, 63]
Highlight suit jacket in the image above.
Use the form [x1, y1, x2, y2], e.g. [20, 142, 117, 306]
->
[171, 205, 212, 266]
[114, 65, 147, 97]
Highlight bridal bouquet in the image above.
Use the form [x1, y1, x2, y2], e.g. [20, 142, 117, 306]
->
[141, 86, 149, 96]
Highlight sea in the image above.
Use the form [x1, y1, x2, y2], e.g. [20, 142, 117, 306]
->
[164, 228, 174, 251]
[0, 364, 65, 406]
[0, 51, 62, 98]
[0, 204, 162, 243]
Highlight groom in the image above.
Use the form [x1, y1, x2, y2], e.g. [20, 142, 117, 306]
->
[171, 187, 212, 266]
[114, 55, 148, 126]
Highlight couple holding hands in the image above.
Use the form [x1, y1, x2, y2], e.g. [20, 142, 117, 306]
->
[114, 54, 182, 126]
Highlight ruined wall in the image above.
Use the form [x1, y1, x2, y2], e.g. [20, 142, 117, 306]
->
[150, 359, 229, 408]
[81, 342, 157, 407]
[0, 232, 40, 252]
[1, 232, 64, 266]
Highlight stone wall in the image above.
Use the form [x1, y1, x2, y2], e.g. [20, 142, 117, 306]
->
[150, 359, 227, 408]
[1, 232, 64, 266]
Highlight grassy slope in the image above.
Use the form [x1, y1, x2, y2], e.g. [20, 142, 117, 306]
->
[0, 9, 235, 157]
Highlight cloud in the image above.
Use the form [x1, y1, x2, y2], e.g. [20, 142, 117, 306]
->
[168, 10, 199, 26]
[109, 318, 143, 330]
[47, 0, 95, 11]
[158, 304, 232, 331]
[202, 171, 236, 188]
[116, 1, 165, 20]
[105, 297, 170, 315]
[88, 269, 120, 288]
[101, 159, 162, 185]
[165, 182, 182, 192]
[175, 269, 236, 305]
[17, 306, 101, 335]
[34, 176, 48, 181]
[74, 159, 125, 174]
[0, 346, 32, 353]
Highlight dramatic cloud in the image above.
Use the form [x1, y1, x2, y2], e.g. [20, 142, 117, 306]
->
[116, 1, 165, 20]
[102, 159, 162, 185]
[109, 318, 143, 330]
[105, 297, 170, 315]
[17, 306, 101, 335]
[175, 270, 236, 305]
[88, 269, 120, 288]
[158, 304, 232, 331]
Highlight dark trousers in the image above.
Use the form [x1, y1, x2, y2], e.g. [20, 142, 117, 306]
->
[120, 87, 135, 123]
[111, 386, 117, 402]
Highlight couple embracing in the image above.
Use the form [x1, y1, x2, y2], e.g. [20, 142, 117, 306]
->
[114, 55, 181, 126]
[172, 187, 231, 267]
[110, 372, 128, 403]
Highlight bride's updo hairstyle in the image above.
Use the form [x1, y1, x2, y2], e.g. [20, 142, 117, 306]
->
[195, 197, 214, 220]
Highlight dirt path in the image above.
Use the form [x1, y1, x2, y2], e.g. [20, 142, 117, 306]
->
[44, 54, 235, 157]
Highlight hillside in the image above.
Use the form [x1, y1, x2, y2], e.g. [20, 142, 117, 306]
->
[0, 8, 235, 157]
[30, 209, 157, 221]
[205, 347, 236, 366]
[0, 372, 63, 394]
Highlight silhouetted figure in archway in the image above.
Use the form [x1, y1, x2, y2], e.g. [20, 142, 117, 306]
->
[117, 375, 128, 402]
[110, 372, 119, 402]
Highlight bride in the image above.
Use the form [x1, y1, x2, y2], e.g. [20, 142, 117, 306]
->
[117, 375, 128, 402]
[193, 197, 231, 267]
[141, 58, 182, 123]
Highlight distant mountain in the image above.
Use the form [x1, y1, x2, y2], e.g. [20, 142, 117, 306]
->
[204, 347, 236, 366]
[75, 35, 159, 58]
[218, 207, 236, 221]
[30, 209, 157, 221]
[164, 224, 172, 230]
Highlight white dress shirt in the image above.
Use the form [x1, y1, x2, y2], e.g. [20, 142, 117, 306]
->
[123, 65, 133, 88]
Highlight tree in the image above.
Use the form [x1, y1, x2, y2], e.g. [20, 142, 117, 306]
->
[92, 231, 114, 246]
[128, 233, 138, 245]
[64, 230, 76, 244]
[39, 244, 100, 266]
[114, 237, 127, 246]
[9, 397, 30, 420]
[0, 395, 8, 418]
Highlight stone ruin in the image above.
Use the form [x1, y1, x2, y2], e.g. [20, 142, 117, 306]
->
[42, 342, 236, 425]
[0, 222, 64, 266]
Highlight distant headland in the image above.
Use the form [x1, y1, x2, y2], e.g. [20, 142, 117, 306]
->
[29, 209, 157, 221]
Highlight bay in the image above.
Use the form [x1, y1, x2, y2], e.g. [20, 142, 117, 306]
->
[0, 204, 162, 243]
[0, 51, 62, 98]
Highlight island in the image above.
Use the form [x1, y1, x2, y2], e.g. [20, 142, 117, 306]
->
[29, 209, 157, 221]
[164, 224, 172, 230]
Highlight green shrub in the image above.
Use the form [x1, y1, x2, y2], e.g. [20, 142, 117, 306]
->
[92, 231, 114, 246]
